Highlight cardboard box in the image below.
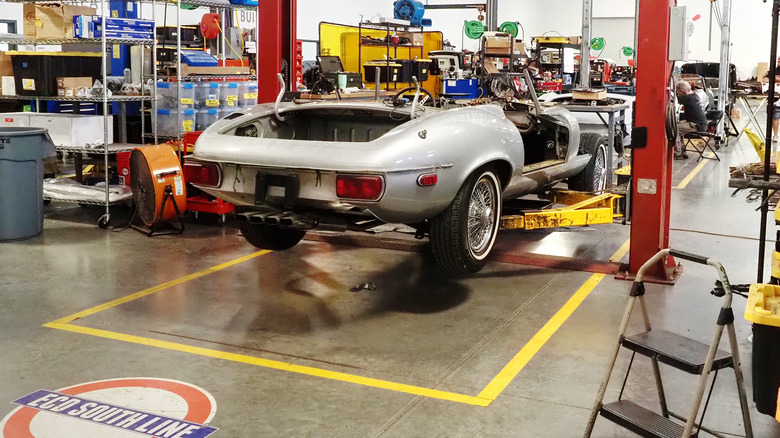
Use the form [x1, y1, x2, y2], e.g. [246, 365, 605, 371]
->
[1, 76, 14, 96]
[0, 52, 12, 77]
[572, 88, 607, 101]
[759, 62, 769, 81]
[56, 76, 92, 96]
[731, 108, 742, 119]
[24, 3, 96, 39]
[485, 36, 512, 55]
[399, 31, 424, 46]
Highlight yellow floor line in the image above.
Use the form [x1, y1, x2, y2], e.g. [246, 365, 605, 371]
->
[44, 241, 631, 407]
[611, 239, 631, 263]
[50, 250, 270, 324]
[44, 322, 491, 407]
[676, 152, 715, 189]
[476, 241, 630, 400]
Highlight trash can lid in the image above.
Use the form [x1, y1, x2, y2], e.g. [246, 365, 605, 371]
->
[745, 283, 780, 326]
[0, 127, 49, 137]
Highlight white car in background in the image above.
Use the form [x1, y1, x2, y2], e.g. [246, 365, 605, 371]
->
[538, 92, 634, 156]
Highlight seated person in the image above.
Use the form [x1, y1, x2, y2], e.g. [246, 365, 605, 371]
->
[675, 80, 708, 159]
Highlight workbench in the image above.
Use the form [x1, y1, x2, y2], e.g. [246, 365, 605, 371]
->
[552, 101, 631, 188]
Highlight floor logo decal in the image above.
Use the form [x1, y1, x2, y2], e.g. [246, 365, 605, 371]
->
[0, 378, 217, 438]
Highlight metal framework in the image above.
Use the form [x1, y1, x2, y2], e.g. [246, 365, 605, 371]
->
[499, 191, 623, 231]
[627, 0, 677, 280]
[580, 0, 592, 89]
[257, 0, 297, 103]
[716, 0, 733, 139]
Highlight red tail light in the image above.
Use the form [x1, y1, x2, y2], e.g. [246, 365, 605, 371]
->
[183, 159, 221, 187]
[417, 173, 437, 186]
[336, 175, 384, 201]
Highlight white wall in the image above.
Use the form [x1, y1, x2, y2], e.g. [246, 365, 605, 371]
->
[680, 0, 773, 80]
[297, 0, 776, 81]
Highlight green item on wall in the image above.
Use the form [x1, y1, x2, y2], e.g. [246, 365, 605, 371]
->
[464, 20, 485, 40]
[499, 21, 519, 38]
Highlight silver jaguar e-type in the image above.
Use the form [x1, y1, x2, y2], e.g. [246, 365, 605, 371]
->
[187, 86, 609, 276]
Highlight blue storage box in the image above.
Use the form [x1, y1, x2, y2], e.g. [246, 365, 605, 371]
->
[92, 29, 154, 40]
[229, 0, 258, 5]
[442, 79, 479, 99]
[90, 16, 155, 29]
[180, 50, 219, 67]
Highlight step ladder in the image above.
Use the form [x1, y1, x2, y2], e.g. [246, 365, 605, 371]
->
[583, 249, 753, 438]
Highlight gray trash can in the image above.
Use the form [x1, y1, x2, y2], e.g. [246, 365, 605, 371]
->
[0, 127, 56, 241]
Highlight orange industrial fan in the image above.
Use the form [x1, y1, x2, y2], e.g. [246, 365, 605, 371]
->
[129, 145, 187, 235]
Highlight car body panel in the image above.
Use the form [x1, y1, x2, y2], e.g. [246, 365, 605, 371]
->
[191, 99, 588, 225]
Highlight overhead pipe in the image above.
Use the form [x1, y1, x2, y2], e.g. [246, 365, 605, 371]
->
[485, 0, 498, 31]
[716, 0, 733, 139]
[580, 0, 593, 89]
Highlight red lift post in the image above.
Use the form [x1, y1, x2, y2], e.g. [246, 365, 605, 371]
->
[257, 0, 298, 103]
[627, 0, 678, 281]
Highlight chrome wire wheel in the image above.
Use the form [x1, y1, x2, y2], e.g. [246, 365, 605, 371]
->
[429, 169, 502, 276]
[593, 144, 607, 193]
[467, 174, 499, 259]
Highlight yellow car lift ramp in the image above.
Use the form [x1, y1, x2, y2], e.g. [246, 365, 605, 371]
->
[499, 190, 624, 231]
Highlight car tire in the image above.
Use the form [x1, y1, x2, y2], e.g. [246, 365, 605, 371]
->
[568, 133, 608, 193]
[236, 208, 306, 250]
[430, 169, 502, 276]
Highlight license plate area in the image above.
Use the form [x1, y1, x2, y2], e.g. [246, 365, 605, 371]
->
[254, 172, 300, 209]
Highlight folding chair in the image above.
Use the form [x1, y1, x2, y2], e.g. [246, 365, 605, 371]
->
[682, 110, 723, 162]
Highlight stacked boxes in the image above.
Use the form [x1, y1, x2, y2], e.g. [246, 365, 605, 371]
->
[219, 83, 239, 109]
[155, 82, 196, 137]
[238, 81, 258, 108]
[73, 16, 154, 40]
[156, 82, 195, 109]
[196, 108, 219, 131]
[155, 109, 195, 137]
[56, 77, 92, 97]
[195, 82, 221, 109]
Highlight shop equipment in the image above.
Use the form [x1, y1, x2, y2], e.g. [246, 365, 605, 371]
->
[129, 145, 186, 236]
[393, 0, 431, 27]
[584, 249, 753, 438]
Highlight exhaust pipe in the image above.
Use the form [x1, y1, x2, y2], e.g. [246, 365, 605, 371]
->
[264, 212, 293, 225]
[239, 210, 344, 232]
[280, 214, 318, 230]
[248, 212, 275, 224]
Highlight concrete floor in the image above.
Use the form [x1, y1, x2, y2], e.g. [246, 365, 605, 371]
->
[3, 110, 780, 437]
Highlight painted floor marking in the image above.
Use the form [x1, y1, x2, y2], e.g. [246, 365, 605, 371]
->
[44, 242, 630, 407]
[477, 241, 629, 400]
[676, 152, 716, 189]
[1, 378, 217, 438]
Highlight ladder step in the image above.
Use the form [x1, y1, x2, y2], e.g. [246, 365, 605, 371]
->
[622, 329, 733, 374]
[600, 400, 688, 438]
